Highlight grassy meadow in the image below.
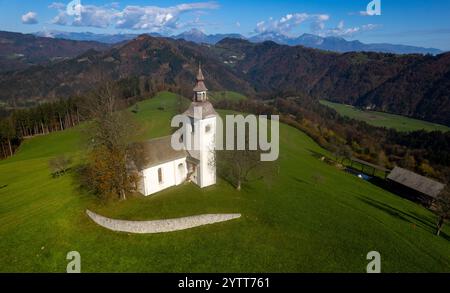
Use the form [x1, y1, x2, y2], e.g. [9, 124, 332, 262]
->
[209, 91, 248, 103]
[0, 92, 449, 272]
[320, 100, 450, 132]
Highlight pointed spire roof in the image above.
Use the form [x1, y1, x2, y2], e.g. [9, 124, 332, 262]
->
[193, 63, 208, 92]
[197, 63, 205, 81]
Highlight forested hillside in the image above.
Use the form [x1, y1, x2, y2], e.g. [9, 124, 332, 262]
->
[1, 33, 449, 126]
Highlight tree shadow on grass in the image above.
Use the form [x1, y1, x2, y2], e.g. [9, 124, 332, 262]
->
[358, 195, 438, 235]
[294, 177, 308, 185]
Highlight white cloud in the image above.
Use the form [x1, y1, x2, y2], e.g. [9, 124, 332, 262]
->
[22, 11, 39, 24]
[72, 4, 116, 28]
[316, 21, 380, 37]
[255, 13, 329, 35]
[347, 11, 371, 16]
[48, 2, 66, 10]
[49, 1, 219, 32]
[52, 12, 68, 25]
[255, 13, 379, 38]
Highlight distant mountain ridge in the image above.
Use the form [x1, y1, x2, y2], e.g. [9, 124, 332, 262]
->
[35, 30, 163, 44]
[34, 29, 443, 55]
[173, 28, 246, 45]
[0, 30, 110, 72]
[35, 29, 246, 46]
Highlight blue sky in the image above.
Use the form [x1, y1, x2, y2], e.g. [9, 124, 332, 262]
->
[1, 0, 450, 50]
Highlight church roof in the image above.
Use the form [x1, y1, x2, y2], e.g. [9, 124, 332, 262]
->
[132, 136, 187, 171]
[193, 64, 208, 92]
[193, 80, 208, 92]
[197, 66, 205, 81]
[387, 167, 445, 198]
[183, 101, 218, 119]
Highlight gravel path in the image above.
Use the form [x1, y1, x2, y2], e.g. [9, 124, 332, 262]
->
[86, 210, 241, 234]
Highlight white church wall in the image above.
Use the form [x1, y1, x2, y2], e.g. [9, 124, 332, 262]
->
[142, 158, 187, 196]
[198, 117, 217, 188]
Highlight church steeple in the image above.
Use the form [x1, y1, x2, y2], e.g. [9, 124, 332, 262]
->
[197, 63, 205, 81]
[193, 63, 208, 102]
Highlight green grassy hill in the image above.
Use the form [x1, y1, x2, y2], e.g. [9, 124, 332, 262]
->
[0, 92, 449, 272]
[209, 91, 248, 103]
[320, 100, 450, 132]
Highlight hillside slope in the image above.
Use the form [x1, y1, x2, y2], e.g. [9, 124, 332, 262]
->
[1, 35, 450, 125]
[0, 31, 110, 72]
[0, 92, 448, 272]
[0, 35, 254, 105]
[217, 38, 450, 126]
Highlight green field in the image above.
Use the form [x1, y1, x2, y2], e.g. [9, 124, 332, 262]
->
[209, 91, 248, 103]
[320, 100, 450, 132]
[0, 92, 449, 272]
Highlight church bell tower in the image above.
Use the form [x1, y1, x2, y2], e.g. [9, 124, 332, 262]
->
[183, 63, 217, 188]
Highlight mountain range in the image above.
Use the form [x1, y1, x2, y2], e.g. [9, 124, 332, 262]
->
[35, 28, 443, 55]
[0, 32, 449, 126]
[248, 32, 443, 55]
[0, 31, 110, 72]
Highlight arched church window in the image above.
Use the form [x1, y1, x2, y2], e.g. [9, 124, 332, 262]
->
[205, 125, 211, 133]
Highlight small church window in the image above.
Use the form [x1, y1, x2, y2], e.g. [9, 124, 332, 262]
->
[158, 168, 163, 184]
[205, 125, 211, 133]
[190, 117, 195, 133]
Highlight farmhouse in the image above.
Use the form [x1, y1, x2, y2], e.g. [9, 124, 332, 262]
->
[132, 65, 217, 196]
[387, 167, 445, 206]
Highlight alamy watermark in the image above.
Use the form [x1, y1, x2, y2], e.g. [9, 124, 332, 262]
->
[66, 251, 81, 273]
[366, 251, 381, 273]
[366, 0, 382, 16]
[171, 107, 279, 162]
[66, 0, 82, 17]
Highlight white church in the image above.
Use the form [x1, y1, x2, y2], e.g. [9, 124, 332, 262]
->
[132, 65, 217, 196]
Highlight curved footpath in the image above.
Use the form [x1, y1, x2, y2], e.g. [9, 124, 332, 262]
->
[86, 210, 241, 234]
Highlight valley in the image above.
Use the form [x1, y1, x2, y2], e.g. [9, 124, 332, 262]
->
[320, 100, 450, 132]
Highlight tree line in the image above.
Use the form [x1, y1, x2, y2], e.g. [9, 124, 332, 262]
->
[0, 75, 154, 160]
[0, 98, 82, 159]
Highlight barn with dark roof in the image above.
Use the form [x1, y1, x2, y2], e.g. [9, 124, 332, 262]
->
[387, 167, 445, 206]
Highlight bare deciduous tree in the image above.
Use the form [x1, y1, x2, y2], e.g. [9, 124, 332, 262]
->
[434, 185, 450, 237]
[80, 81, 141, 200]
[213, 133, 278, 191]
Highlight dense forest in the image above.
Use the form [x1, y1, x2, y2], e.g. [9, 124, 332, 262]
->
[0, 98, 81, 159]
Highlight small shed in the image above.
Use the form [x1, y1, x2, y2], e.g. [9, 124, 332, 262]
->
[387, 167, 445, 205]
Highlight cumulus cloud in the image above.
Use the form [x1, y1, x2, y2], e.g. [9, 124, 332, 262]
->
[49, 1, 219, 32]
[255, 13, 379, 38]
[255, 13, 329, 35]
[22, 11, 39, 24]
[72, 4, 115, 28]
[52, 12, 69, 25]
